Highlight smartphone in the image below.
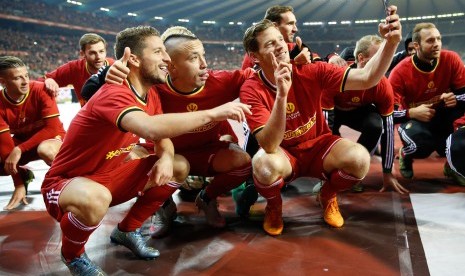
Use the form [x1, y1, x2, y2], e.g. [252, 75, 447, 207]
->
[382, 0, 390, 16]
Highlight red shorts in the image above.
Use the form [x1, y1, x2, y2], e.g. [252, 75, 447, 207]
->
[41, 155, 158, 222]
[179, 140, 234, 176]
[283, 135, 341, 183]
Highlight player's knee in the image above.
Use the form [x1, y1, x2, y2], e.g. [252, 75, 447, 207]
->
[79, 189, 112, 225]
[342, 144, 370, 176]
[228, 149, 251, 168]
[173, 155, 190, 182]
[37, 142, 60, 164]
[252, 152, 284, 183]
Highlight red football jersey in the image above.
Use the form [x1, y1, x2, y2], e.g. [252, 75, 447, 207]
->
[0, 81, 65, 152]
[389, 50, 465, 109]
[156, 68, 254, 152]
[43, 82, 162, 186]
[323, 76, 394, 116]
[240, 62, 349, 151]
[45, 58, 114, 106]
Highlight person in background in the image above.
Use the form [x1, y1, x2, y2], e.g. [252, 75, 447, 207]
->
[389, 22, 465, 180]
[322, 35, 408, 194]
[445, 114, 465, 185]
[40, 33, 114, 106]
[386, 31, 415, 76]
[0, 56, 65, 210]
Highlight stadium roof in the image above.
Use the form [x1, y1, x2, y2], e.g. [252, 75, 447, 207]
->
[46, 0, 465, 26]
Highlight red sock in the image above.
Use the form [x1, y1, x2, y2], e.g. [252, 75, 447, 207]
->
[118, 181, 181, 232]
[321, 169, 363, 201]
[254, 176, 284, 206]
[11, 172, 24, 187]
[204, 163, 251, 200]
[60, 212, 100, 262]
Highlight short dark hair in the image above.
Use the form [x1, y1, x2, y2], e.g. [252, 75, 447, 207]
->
[264, 5, 294, 23]
[0, 56, 26, 75]
[114, 26, 160, 59]
[79, 33, 106, 52]
[412, 22, 437, 43]
[243, 19, 276, 53]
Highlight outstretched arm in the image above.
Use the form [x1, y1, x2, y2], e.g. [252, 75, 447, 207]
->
[345, 5, 402, 90]
[121, 101, 252, 142]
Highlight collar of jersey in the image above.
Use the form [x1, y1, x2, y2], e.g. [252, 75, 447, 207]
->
[124, 79, 147, 105]
[2, 88, 29, 105]
[258, 69, 277, 92]
[166, 75, 204, 96]
[412, 54, 438, 73]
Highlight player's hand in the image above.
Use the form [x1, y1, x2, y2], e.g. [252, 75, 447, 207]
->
[271, 52, 292, 99]
[209, 102, 251, 123]
[380, 172, 409, 194]
[44, 78, 60, 97]
[124, 144, 150, 162]
[378, 5, 402, 44]
[4, 147, 22, 175]
[328, 55, 348, 67]
[4, 185, 28, 210]
[145, 155, 174, 189]
[293, 36, 311, 65]
[106, 47, 131, 85]
[409, 104, 435, 122]
[440, 92, 457, 108]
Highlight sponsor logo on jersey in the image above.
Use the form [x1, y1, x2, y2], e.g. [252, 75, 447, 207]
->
[283, 113, 316, 140]
[105, 143, 136, 159]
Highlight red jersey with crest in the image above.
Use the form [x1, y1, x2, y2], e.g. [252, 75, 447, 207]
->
[0, 81, 65, 153]
[322, 76, 394, 116]
[240, 63, 350, 151]
[44, 58, 114, 106]
[156, 68, 254, 152]
[42, 82, 162, 187]
[389, 50, 465, 109]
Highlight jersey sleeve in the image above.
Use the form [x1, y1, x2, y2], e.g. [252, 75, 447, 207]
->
[316, 62, 351, 93]
[374, 77, 395, 116]
[31, 82, 61, 119]
[90, 84, 144, 132]
[239, 80, 271, 134]
[388, 65, 406, 108]
[450, 51, 465, 90]
[0, 116, 14, 161]
[45, 62, 74, 87]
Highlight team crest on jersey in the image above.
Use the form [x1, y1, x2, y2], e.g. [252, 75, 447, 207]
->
[351, 97, 360, 103]
[187, 103, 198, 112]
[428, 81, 435, 89]
[286, 103, 295, 114]
[405, 122, 412, 129]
